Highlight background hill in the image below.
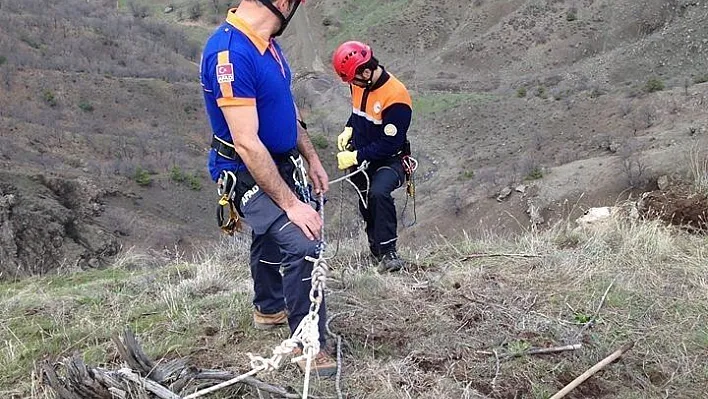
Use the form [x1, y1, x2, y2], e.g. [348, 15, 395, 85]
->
[1, 0, 707, 274]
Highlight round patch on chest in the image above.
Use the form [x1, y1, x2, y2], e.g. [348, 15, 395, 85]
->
[373, 101, 382, 114]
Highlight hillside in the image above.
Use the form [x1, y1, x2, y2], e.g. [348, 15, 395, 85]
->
[2, 215, 707, 398]
[285, 0, 708, 245]
[0, 0, 217, 277]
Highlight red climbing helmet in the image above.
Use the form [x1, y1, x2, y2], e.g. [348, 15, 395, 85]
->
[332, 41, 373, 83]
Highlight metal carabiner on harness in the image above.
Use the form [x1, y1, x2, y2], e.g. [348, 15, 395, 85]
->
[401, 156, 418, 197]
[216, 170, 242, 235]
[290, 154, 312, 204]
[217, 170, 238, 201]
[400, 155, 418, 227]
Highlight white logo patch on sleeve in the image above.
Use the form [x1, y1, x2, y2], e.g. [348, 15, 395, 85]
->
[216, 63, 235, 83]
[384, 123, 398, 136]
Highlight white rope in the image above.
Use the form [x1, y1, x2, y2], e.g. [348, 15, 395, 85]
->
[329, 161, 370, 209]
[187, 160, 385, 398]
[329, 160, 370, 184]
[401, 156, 418, 174]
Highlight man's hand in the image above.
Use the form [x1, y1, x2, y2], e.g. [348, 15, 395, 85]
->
[284, 201, 322, 240]
[337, 127, 353, 151]
[337, 150, 358, 170]
[308, 161, 329, 195]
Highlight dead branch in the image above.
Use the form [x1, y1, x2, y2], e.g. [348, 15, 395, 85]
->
[460, 253, 544, 261]
[505, 343, 582, 359]
[550, 341, 635, 399]
[115, 369, 180, 399]
[179, 370, 300, 398]
[490, 349, 501, 393]
[476, 343, 582, 359]
[43, 328, 301, 399]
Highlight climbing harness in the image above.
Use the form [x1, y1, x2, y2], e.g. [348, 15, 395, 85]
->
[216, 170, 242, 235]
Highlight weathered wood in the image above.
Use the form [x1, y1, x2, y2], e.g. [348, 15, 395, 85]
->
[180, 370, 300, 398]
[550, 341, 635, 399]
[115, 369, 180, 399]
[41, 361, 83, 399]
[43, 328, 302, 398]
[112, 329, 155, 376]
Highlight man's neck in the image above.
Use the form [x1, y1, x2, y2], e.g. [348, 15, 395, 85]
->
[370, 67, 383, 86]
[235, 2, 278, 41]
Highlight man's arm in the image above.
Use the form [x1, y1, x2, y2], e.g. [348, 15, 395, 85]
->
[295, 105, 329, 194]
[222, 105, 322, 239]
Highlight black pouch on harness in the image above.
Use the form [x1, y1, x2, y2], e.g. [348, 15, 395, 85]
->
[401, 139, 412, 157]
[231, 170, 257, 217]
[230, 148, 309, 215]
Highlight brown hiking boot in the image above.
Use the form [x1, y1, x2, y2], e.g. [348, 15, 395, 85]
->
[292, 347, 337, 377]
[253, 309, 288, 330]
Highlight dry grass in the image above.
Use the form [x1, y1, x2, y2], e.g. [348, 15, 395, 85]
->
[688, 141, 708, 195]
[1, 218, 707, 398]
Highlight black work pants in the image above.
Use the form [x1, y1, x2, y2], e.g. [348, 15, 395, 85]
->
[350, 158, 404, 257]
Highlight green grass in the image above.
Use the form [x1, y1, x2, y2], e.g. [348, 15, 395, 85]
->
[170, 166, 203, 190]
[325, 0, 410, 49]
[645, 78, 665, 93]
[3, 216, 708, 397]
[413, 91, 495, 115]
[117, 0, 215, 43]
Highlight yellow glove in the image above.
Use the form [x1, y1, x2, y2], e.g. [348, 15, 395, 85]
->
[337, 150, 358, 170]
[337, 127, 354, 151]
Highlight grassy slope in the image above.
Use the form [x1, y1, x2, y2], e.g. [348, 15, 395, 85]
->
[1, 217, 706, 398]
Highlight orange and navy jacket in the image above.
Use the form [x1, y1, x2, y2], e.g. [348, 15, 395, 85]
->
[200, 9, 297, 181]
[347, 68, 413, 163]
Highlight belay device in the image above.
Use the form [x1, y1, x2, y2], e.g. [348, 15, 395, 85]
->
[400, 140, 418, 226]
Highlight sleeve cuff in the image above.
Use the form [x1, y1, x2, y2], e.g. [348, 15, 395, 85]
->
[217, 97, 256, 107]
[356, 150, 365, 164]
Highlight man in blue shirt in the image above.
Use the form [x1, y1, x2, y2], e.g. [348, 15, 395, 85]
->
[200, 0, 335, 376]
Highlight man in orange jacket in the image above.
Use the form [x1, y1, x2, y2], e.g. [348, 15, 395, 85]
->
[332, 41, 413, 272]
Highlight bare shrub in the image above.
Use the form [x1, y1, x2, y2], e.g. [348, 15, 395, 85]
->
[618, 139, 648, 188]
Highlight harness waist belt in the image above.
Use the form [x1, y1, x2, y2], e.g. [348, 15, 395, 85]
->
[211, 136, 300, 163]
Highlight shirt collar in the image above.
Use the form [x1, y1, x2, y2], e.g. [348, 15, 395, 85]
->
[226, 8, 269, 55]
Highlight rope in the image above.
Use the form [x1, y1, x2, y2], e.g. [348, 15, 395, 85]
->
[330, 161, 370, 210]
[186, 195, 330, 399]
[399, 156, 418, 227]
[325, 313, 346, 399]
[327, 162, 371, 259]
[188, 165, 373, 399]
